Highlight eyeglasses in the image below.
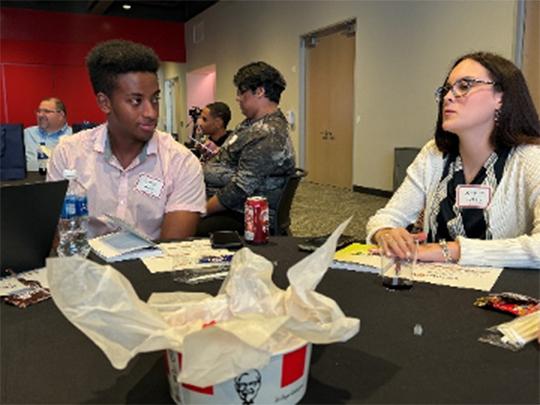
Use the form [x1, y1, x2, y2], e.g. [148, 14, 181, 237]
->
[435, 78, 496, 103]
[35, 108, 61, 114]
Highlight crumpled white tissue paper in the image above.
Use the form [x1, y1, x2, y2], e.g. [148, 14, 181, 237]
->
[47, 217, 359, 386]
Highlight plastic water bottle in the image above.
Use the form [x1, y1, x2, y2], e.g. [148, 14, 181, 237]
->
[37, 141, 48, 175]
[57, 169, 90, 257]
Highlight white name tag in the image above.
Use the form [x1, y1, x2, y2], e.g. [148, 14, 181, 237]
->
[456, 185, 492, 209]
[135, 174, 164, 199]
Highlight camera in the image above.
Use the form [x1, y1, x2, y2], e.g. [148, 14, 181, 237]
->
[188, 106, 202, 122]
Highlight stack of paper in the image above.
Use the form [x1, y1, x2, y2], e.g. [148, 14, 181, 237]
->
[331, 243, 380, 273]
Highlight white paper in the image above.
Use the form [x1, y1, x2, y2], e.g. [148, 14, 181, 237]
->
[47, 217, 360, 387]
[413, 262, 503, 291]
[143, 240, 233, 273]
[332, 252, 503, 291]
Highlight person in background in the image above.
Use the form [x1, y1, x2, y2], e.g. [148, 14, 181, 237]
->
[24, 97, 72, 171]
[47, 39, 206, 240]
[195, 101, 232, 162]
[198, 61, 296, 235]
[367, 52, 540, 269]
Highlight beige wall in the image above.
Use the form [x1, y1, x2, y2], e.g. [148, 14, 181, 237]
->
[523, 0, 539, 111]
[158, 62, 188, 136]
[186, 0, 518, 191]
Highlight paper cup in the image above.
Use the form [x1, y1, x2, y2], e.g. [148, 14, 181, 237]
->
[165, 343, 312, 404]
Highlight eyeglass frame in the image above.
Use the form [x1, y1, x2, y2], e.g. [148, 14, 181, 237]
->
[434, 77, 497, 103]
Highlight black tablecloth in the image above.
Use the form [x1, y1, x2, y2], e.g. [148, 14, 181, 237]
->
[1, 237, 539, 404]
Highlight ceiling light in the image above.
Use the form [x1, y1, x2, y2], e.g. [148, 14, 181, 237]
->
[122, 4, 131, 10]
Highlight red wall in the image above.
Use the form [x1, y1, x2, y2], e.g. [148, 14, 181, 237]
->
[0, 8, 186, 127]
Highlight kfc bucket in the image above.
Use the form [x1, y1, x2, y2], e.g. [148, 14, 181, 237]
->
[165, 342, 312, 405]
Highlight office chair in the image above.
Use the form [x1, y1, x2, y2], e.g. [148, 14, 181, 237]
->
[0, 123, 26, 180]
[72, 122, 98, 134]
[273, 168, 307, 236]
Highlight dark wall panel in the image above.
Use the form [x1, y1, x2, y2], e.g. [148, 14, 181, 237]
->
[53, 66, 105, 125]
[0, 7, 185, 126]
[1, 65, 6, 123]
[3, 64, 54, 126]
[0, 8, 186, 62]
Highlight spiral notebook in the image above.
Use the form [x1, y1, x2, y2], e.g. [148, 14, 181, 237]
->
[88, 215, 162, 263]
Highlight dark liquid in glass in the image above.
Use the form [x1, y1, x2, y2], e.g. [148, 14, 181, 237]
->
[382, 276, 413, 290]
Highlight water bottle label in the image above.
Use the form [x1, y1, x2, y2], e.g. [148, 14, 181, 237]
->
[76, 196, 89, 216]
[61, 195, 78, 219]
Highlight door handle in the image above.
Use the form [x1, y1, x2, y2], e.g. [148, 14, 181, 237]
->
[321, 130, 328, 140]
[328, 131, 335, 140]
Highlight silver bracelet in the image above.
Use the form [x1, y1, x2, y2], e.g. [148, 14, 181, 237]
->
[439, 239, 453, 263]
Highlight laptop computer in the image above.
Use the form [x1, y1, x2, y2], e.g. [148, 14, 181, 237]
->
[1, 180, 68, 274]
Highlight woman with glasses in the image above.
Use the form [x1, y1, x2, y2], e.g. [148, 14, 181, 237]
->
[367, 52, 540, 268]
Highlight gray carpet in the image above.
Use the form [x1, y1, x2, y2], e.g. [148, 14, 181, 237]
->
[289, 181, 389, 240]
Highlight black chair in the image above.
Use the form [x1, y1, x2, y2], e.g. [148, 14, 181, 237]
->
[272, 168, 307, 236]
[0, 123, 26, 180]
[72, 122, 98, 134]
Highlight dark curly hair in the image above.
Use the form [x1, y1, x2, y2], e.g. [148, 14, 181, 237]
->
[434, 52, 540, 154]
[86, 39, 160, 97]
[233, 61, 286, 103]
[206, 101, 231, 128]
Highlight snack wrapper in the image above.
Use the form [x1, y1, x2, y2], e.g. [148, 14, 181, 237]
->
[474, 292, 539, 316]
[47, 218, 359, 387]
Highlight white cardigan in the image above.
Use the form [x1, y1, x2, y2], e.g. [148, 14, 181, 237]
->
[366, 140, 540, 269]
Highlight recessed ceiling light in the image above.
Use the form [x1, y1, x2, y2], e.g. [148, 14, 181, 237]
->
[122, 4, 132, 10]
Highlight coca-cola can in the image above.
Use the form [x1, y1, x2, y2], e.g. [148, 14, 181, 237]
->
[244, 196, 269, 244]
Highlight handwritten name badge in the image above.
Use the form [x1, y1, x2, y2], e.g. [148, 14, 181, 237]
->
[135, 174, 164, 199]
[456, 185, 492, 209]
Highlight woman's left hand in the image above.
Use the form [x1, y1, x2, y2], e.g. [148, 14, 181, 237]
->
[416, 241, 460, 262]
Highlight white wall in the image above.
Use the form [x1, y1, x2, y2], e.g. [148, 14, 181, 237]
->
[186, 67, 216, 118]
[159, 62, 187, 138]
[185, 0, 517, 191]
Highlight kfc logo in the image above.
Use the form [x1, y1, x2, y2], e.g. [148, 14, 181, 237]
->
[234, 369, 262, 404]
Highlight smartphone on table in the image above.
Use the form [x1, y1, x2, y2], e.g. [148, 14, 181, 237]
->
[210, 230, 243, 249]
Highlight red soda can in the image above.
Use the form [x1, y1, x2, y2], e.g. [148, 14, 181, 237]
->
[244, 196, 269, 244]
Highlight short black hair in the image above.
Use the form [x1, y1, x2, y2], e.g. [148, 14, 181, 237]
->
[206, 101, 231, 128]
[435, 52, 540, 154]
[233, 61, 286, 103]
[86, 39, 160, 97]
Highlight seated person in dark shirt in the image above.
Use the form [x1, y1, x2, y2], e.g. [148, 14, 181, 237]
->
[195, 102, 232, 162]
[197, 62, 296, 236]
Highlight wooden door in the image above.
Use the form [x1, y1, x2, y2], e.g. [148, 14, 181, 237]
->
[306, 30, 355, 188]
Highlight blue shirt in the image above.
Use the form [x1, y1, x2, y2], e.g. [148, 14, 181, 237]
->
[24, 124, 72, 171]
